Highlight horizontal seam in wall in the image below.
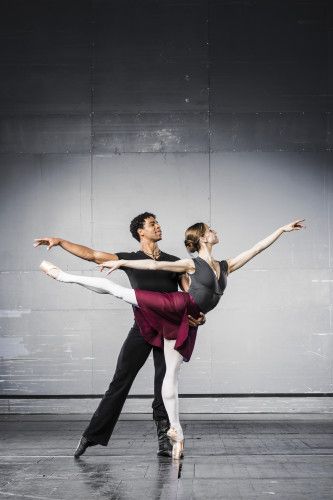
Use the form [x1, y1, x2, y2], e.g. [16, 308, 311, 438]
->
[0, 393, 332, 399]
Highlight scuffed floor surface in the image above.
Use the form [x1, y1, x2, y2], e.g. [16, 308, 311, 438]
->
[0, 414, 332, 499]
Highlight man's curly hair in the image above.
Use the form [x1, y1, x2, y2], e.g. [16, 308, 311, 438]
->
[130, 212, 156, 242]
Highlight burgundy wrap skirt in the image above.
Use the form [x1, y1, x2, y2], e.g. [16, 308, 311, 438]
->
[133, 290, 201, 362]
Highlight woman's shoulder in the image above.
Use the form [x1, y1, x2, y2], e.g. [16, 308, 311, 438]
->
[218, 259, 229, 275]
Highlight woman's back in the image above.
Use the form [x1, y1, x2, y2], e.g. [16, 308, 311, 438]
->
[188, 257, 228, 314]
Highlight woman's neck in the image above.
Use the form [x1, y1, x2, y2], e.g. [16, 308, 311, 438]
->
[198, 244, 213, 262]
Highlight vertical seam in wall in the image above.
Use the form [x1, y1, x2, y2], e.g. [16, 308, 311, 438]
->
[89, 0, 95, 395]
[326, 161, 331, 270]
[326, 2, 331, 270]
[208, 1, 211, 225]
[90, 0, 95, 250]
[208, 0, 213, 392]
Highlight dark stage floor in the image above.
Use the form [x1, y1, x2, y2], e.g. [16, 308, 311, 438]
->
[0, 414, 332, 499]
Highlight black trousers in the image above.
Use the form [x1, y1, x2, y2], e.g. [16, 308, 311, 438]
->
[83, 323, 168, 446]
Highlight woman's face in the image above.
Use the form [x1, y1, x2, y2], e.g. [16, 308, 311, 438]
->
[203, 225, 219, 245]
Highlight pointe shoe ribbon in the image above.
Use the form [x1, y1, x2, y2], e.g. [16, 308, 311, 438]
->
[40, 260, 61, 279]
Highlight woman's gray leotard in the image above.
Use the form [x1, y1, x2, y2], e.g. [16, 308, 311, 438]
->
[188, 257, 228, 314]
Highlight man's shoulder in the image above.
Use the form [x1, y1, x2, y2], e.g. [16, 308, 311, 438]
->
[159, 251, 181, 262]
[115, 251, 144, 260]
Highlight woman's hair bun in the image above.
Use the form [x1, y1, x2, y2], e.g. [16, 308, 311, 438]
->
[184, 238, 200, 253]
[184, 222, 207, 253]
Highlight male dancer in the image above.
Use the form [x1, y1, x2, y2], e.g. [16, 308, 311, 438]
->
[34, 212, 205, 457]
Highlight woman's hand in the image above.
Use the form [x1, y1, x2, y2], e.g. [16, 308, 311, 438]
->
[281, 219, 306, 232]
[99, 259, 124, 275]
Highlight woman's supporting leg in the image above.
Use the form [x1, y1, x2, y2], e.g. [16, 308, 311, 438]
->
[162, 338, 184, 441]
[40, 261, 137, 306]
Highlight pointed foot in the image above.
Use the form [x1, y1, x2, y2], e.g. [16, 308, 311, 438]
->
[40, 260, 62, 279]
[167, 427, 184, 460]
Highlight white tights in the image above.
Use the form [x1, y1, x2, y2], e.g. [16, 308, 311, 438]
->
[57, 270, 138, 306]
[162, 339, 184, 440]
[56, 270, 184, 439]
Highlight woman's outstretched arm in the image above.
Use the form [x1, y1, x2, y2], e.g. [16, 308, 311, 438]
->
[227, 219, 305, 274]
[99, 258, 195, 275]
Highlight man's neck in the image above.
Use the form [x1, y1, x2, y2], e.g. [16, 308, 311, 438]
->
[140, 240, 160, 256]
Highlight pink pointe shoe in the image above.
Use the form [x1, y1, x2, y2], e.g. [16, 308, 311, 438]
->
[167, 427, 184, 460]
[40, 260, 62, 280]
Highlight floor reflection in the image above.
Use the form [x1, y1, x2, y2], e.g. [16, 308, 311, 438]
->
[74, 454, 184, 498]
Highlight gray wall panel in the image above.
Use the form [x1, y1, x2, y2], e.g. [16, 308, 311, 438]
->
[0, 68, 90, 115]
[93, 112, 208, 153]
[92, 0, 209, 153]
[329, 160, 333, 269]
[208, 280, 332, 392]
[0, 116, 91, 153]
[0, 155, 92, 271]
[210, 0, 328, 63]
[211, 113, 328, 152]
[210, 153, 329, 270]
[93, 0, 208, 113]
[210, 63, 332, 113]
[92, 153, 210, 258]
[210, 1, 332, 113]
[0, 310, 94, 394]
[209, 151, 332, 393]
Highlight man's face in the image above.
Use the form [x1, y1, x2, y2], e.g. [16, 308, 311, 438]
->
[138, 217, 162, 242]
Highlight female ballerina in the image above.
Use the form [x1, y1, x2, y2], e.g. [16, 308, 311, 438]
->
[40, 218, 305, 459]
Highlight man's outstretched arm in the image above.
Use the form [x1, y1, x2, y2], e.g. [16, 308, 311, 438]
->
[33, 237, 118, 264]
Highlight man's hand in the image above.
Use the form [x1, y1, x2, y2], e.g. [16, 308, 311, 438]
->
[188, 312, 206, 327]
[33, 237, 62, 251]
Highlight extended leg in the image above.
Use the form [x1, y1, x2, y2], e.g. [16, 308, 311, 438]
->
[40, 260, 137, 306]
[58, 271, 138, 305]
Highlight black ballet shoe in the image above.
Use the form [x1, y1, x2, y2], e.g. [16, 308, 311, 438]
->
[74, 436, 97, 458]
[154, 419, 173, 457]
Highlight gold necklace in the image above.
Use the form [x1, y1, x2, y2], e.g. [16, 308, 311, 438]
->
[142, 248, 161, 260]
